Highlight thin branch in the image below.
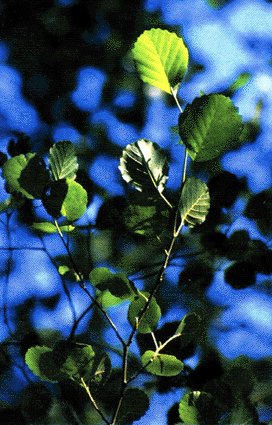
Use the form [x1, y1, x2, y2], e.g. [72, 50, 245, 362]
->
[54, 220, 126, 348]
[81, 377, 110, 425]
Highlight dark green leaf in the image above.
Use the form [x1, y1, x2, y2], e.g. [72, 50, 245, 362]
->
[132, 28, 188, 94]
[175, 313, 202, 349]
[18, 154, 50, 198]
[128, 292, 161, 334]
[89, 267, 136, 299]
[117, 388, 149, 424]
[229, 402, 258, 425]
[42, 179, 68, 218]
[178, 177, 210, 228]
[178, 94, 243, 161]
[179, 391, 217, 425]
[119, 139, 169, 194]
[49, 141, 78, 180]
[141, 350, 184, 376]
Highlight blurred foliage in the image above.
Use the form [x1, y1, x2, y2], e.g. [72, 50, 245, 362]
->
[0, 1, 271, 424]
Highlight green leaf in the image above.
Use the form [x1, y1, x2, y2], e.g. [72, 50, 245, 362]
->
[119, 139, 169, 194]
[18, 154, 50, 198]
[128, 292, 161, 334]
[123, 203, 157, 236]
[179, 391, 217, 425]
[89, 267, 136, 299]
[132, 28, 188, 94]
[25, 346, 63, 383]
[60, 179, 88, 221]
[96, 290, 129, 308]
[178, 177, 210, 228]
[42, 179, 68, 218]
[0, 197, 12, 214]
[31, 222, 75, 233]
[116, 388, 149, 424]
[178, 94, 243, 161]
[49, 141, 78, 181]
[141, 350, 184, 376]
[2, 153, 38, 199]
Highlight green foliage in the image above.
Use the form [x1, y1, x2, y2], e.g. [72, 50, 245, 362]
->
[119, 139, 169, 194]
[0, 22, 268, 425]
[141, 350, 184, 376]
[49, 141, 78, 181]
[128, 292, 161, 333]
[178, 177, 210, 228]
[178, 391, 218, 425]
[178, 94, 243, 161]
[89, 267, 136, 299]
[117, 388, 150, 424]
[132, 28, 188, 94]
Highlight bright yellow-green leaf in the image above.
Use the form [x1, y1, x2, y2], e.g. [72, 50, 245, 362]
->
[132, 28, 188, 94]
[178, 177, 210, 228]
[141, 350, 184, 376]
[60, 179, 87, 221]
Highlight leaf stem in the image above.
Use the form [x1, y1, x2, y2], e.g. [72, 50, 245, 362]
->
[80, 377, 110, 425]
[171, 87, 183, 113]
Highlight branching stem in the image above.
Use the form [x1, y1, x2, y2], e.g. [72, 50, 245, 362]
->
[81, 377, 110, 425]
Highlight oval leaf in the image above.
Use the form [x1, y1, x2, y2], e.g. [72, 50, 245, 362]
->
[179, 391, 217, 425]
[119, 139, 169, 194]
[117, 388, 149, 424]
[128, 293, 161, 334]
[141, 350, 184, 376]
[60, 179, 88, 221]
[132, 28, 189, 94]
[178, 177, 210, 228]
[178, 94, 243, 161]
[49, 141, 78, 180]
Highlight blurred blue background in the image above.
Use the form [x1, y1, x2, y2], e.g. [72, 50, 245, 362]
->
[0, 0, 272, 423]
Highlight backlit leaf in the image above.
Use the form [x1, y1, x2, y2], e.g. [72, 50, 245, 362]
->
[178, 177, 210, 228]
[178, 94, 243, 161]
[119, 139, 169, 194]
[25, 346, 63, 383]
[141, 350, 184, 376]
[60, 179, 88, 221]
[49, 141, 78, 180]
[132, 28, 188, 94]
[128, 292, 161, 334]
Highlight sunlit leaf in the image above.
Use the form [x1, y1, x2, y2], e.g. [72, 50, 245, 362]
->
[89, 267, 136, 299]
[128, 292, 161, 334]
[178, 177, 210, 228]
[178, 94, 243, 161]
[132, 28, 188, 94]
[31, 222, 75, 233]
[179, 391, 217, 424]
[49, 141, 78, 181]
[117, 388, 149, 424]
[119, 139, 169, 194]
[141, 350, 184, 376]
[60, 179, 88, 221]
